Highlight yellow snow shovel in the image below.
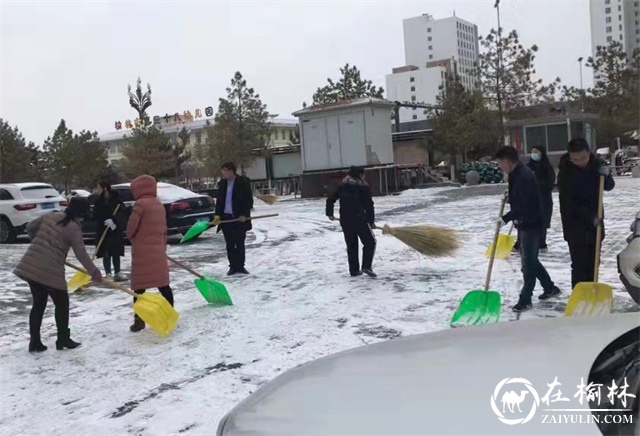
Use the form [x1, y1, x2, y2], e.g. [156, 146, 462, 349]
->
[68, 204, 121, 293]
[565, 176, 613, 316]
[484, 222, 516, 259]
[65, 262, 179, 336]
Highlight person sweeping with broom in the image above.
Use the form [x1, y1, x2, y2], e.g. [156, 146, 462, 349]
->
[495, 146, 562, 312]
[14, 196, 103, 352]
[326, 166, 377, 278]
[126, 175, 174, 333]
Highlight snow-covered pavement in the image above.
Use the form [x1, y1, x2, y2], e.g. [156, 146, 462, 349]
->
[1, 178, 638, 435]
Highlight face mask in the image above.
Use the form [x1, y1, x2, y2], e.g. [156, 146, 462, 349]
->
[531, 152, 541, 162]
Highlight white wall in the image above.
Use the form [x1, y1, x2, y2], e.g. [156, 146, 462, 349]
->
[299, 104, 392, 171]
[244, 156, 267, 180]
[365, 106, 394, 165]
[385, 67, 446, 122]
[272, 152, 302, 179]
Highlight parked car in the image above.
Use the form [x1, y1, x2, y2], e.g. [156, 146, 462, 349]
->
[618, 210, 640, 305]
[82, 182, 216, 239]
[61, 189, 92, 199]
[0, 183, 68, 243]
[217, 313, 639, 436]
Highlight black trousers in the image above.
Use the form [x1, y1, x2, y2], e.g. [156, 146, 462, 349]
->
[518, 228, 555, 303]
[221, 214, 247, 270]
[28, 280, 69, 342]
[133, 286, 174, 307]
[567, 240, 598, 289]
[342, 221, 376, 275]
[103, 255, 121, 275]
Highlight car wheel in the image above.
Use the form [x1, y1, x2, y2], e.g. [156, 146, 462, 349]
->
[0, 217, 17, 244]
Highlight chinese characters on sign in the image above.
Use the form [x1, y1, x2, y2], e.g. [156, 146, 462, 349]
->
[114, 105, 215, 130]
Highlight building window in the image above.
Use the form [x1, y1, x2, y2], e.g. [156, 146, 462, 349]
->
[607, 35, 613, 42]
[412, 115, 418, 120]
[620, 34, 623, 40]
[411, 95, 416, 101]
[607, 26, 612, 32]
[412, 107, 416, 111]
[605, 7, 611, 13]
[427, 27, 431, 33]
[195, 131, 202, 144]
[428, 45, 432, 50]
[410, 77, 415, 82]
[428, 36, 432, 41]
[605, 0, 610, 3]
[429, 54, 433, 59]
[410, 86, 415, 91]
[637, 29, 640, 34]
[620, 24, 623, 30]
[606, 16, 612, 23]
[618, 5, 621, 11]
[637, 11, 639, 16]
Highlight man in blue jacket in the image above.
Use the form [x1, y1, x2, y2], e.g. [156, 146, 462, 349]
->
[326, 166, 377, 278]
[495, 146, 562, 312]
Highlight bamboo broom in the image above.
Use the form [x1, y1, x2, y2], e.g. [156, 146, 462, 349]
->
[256, 194, 278, 205]
[380, 223, 460, 257]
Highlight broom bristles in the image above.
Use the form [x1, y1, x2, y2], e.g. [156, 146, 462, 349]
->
[256, 194, 278, 205]
[382, 224, 459, 257]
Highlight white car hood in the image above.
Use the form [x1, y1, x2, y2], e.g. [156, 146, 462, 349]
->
[218, 313, 639, 435]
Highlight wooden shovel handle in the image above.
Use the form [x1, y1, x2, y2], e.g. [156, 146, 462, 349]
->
[594, 176, 605, 282]
[211, 213, 279, 228]
[167, 255, 203, 279]
[92, 204, 122, 260]
[485, 190, 508, 290]
[65, 261, 137, 298]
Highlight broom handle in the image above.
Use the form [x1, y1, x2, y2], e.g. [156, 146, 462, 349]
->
[210, 213, 279, 228]
[92, 204, 122, 260]
[65, 261, 137, 297]
[594, 176, 605, 283]
[507, 222, 514, 236]
[485, 190, 508, 290]
[166, 255, 203, 279]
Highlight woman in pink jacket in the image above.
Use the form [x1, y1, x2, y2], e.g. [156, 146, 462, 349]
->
[126, 175, 173, 332]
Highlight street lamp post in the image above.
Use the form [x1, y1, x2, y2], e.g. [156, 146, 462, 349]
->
[128, 77, 152, 121]
[578, 57, 584, 113]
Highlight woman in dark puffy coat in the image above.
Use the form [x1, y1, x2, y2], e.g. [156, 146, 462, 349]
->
[94, 181, 126, 281]
[527, 146, 556, 251]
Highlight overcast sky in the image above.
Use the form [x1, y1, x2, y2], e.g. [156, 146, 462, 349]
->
[1, 0, 592, 144]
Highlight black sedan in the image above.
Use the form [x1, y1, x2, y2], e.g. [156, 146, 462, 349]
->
[83, 183, 216, 239]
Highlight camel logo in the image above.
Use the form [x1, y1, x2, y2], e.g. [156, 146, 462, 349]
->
[490, 378, 541, 425]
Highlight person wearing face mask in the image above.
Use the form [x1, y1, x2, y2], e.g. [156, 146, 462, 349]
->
[557, 138, 615, 289]
[526, 146, 556, 252]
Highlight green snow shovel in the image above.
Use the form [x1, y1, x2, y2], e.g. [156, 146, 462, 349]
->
[450, 190, 506, 327]
[167, 255, 233, 306]
[180, 213, 279, 243]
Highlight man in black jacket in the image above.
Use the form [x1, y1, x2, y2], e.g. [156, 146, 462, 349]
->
[326, 166, 377, 278]
[495, 146, 561, 312]
[214, 162, 254, 275]
[558, 138, 615, 288]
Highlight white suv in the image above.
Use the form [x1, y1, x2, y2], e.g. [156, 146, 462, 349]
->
[0, 183, 68, 243]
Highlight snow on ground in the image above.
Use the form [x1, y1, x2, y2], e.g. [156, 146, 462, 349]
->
[1, 178, 638, 435]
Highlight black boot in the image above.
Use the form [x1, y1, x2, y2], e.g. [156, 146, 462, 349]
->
[29, 339, 47, 353]
[56, 329, 81, 350]
[130, 314, 145, 332]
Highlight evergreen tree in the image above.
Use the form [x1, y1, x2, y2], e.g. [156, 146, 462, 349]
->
[121, 117, 174, 180]
[0, 119, 41, 183]
[312, 63, 384, 105]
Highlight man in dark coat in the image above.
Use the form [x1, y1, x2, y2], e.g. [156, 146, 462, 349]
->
[214, 162, 254, 276]
[495, 146, 561, 312]
[526, 145, 556, 251]
[93, 181, 126, 281]
[326, 166, 377, 278]
[557, 138, 615, 288]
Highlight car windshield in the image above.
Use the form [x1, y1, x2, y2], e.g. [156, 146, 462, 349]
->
[20, 186, 60, 200]
[157, 185, 199, 202]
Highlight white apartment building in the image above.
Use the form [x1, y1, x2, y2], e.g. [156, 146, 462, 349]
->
[590, 0, 640, 66]
[403, 13, 479, 90]
[386, 13, 480, 123]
